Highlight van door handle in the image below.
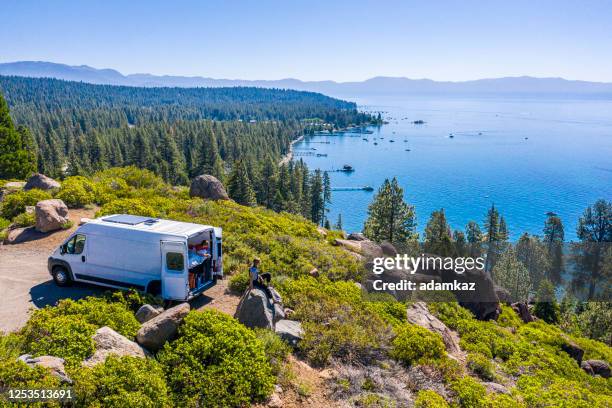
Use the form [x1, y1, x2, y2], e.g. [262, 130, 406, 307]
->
[81, 256, 86, 262]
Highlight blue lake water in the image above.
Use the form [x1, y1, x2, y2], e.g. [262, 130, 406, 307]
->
[293, 95, 612, 240]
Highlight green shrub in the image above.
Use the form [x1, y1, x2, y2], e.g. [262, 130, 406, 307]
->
[353, 392, 395, 407]
[517, 372, 612, 407]
[428, 302, 474, 330]
[21, 314, 96, 366]
[0, 333, 24, 362]
[0, 217, 10, 231]
[0, 189, 51, 219]
[55, 176, 96, 208]
[450, 376, 487, 408]
[11, 211, 35, 227]
[158, 310, 274, 407]
[103, 289, 163, 313]
[253, 328, 291, 376]
[532, 280, 560, 324]
[414, 390, 450, 408]
[20, 296, 140, 366]
[94, 166, 164, 190]
[228, 268, 250, 294]
[72, 355, 170, 408]
[97, 198, 157, 217]
[279, 277, 393, 366]
[0, 360, 62, 407]
[467, 352, 496, 381]
[497, 305, 523, 329]
[390, 324, 445, 366]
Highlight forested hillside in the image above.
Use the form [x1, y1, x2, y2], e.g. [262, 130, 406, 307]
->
[0, 76, 374, 219]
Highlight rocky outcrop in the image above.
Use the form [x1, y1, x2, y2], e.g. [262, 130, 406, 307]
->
[380, 241, 398, 256]
[347, 232, 367, 241]
[18, 354, 72, 384]
[511, 302, 534, 323]
[24, 173, 61, 191]
[189, 175, 229, 200]
[136, 302, 190, 351]
[275, 319, 304, 347]
[35, 199, 69, 233]
[135, 304, 162, 323]
[581, 360, 610, 378]
[334, 238, 383, 259]
[235, 287, 275, 330]
[83, 326, 150, 367]
[407, 302, 462, 356]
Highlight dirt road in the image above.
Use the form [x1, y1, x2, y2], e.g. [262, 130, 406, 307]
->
[0, 208, 103, 333]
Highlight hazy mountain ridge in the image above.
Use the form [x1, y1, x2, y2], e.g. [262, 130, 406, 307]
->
[2, 61, 612, 97]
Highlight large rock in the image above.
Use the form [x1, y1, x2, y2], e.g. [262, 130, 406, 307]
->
[135, 304, 162, 323]
[136, 302, 190, 351]
[83, 326, 151, 367]
[189, 175, 229, 200]
[234, 287, 275, 329]
[24, 173, 61, 191]
[275, 319, 304, 347]
[380, 241, 398, 256]
[483, 382, 511, 395]
[18, 354, 72, 384]
[35, 199, 69, 233]
[407, 302, 461, 356]
[581, 360, 611, 378]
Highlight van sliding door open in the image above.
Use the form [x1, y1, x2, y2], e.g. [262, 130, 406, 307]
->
[161, 241, 188, 300]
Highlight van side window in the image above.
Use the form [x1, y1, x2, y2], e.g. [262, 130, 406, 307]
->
[166, 252, 184, 272]
[65, 234, 86, 254]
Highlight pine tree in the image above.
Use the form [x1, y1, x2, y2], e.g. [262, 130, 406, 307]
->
[310, 170, 325, 225]
[322, 171, 331, 224]
[484, 204, 506, 272]
[227, 160, 256, 206]
[363, 178, 417, 243]
[453, 230, 467, 257]
[516, 233, 551, 293]
[0, 93, 36, 179]
[571, 199, 611, 299]
[259, 156, 278, 207]
[465, 221, 483, 258]
[197, 126, 225, 181]
[543, 212, 565, 284]
[335, 213, 343, 231]
[493, 248, 531, 302]
[424, 209, 453, 256]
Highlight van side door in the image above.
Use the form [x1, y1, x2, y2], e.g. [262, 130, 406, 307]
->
[161, 241, 188, 300]
[61, 233, 88, 279]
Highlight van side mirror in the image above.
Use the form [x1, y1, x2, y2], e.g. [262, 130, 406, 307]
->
[60, 245, 66, 255]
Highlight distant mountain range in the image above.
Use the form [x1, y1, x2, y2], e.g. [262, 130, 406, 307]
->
[2, 61, 612, 98]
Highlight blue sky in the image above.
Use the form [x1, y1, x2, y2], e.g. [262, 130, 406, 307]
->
[2, 0, 612, 82]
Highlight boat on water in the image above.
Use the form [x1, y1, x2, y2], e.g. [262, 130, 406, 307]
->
[341, 164, 354, 172]
[389, 140, 395, 142]
[373, 142, 378, 145]
[405, 149, 411, 152]
[449, 134, 454, 138]
[362, 138, 368, 141]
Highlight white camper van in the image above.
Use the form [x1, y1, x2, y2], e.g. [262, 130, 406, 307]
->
[47, 214, 223, 301]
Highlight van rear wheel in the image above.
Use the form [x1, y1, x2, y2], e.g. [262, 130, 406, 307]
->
[52, 267, 72, 287]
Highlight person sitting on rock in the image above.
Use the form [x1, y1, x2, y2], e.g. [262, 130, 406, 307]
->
[249, 258, 271, 292]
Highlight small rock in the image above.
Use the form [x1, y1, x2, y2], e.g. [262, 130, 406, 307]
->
[135, 304, 161, 323]
[316, 226, 328, 237]
[275, 319, 304, 347]
[407, 302, 461, 356]
[267, 392, 283, 408]
[347, 232, 367, 241]
[83, 326, 150, 367]
[35, 199, 69, 233]
[309, 268, 319, 278]
[4, 181, 26, 190]
[483, 382, 510, 395]
[136, 302, 190, 351]
[189, 175, 229, 200]
[24, 173, 61, 191]
[284, 308, 294, 318]
[380, 241, 398, 256]
[25, 206, 35, 214]
[18, 354, 72, 384]
[582, 360, 611, 378]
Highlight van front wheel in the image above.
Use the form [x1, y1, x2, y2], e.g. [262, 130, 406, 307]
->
[52, 267, 72, 287]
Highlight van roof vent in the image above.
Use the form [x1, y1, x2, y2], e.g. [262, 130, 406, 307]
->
[103, 214, 158, 226]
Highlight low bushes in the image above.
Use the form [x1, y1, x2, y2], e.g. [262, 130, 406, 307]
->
[0, 189, 51, 219]
[157, 310, 274, 407]
[20, 296, 140, 366]
[466, 352, 496, 381]
[427, 302, 474, 330]
[55, 176, 96, 208]
[11, 211, 35, 227]
[414, 390, 449, 408]
[390, 324, 445, 366]
[72, 355, 170, 408]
